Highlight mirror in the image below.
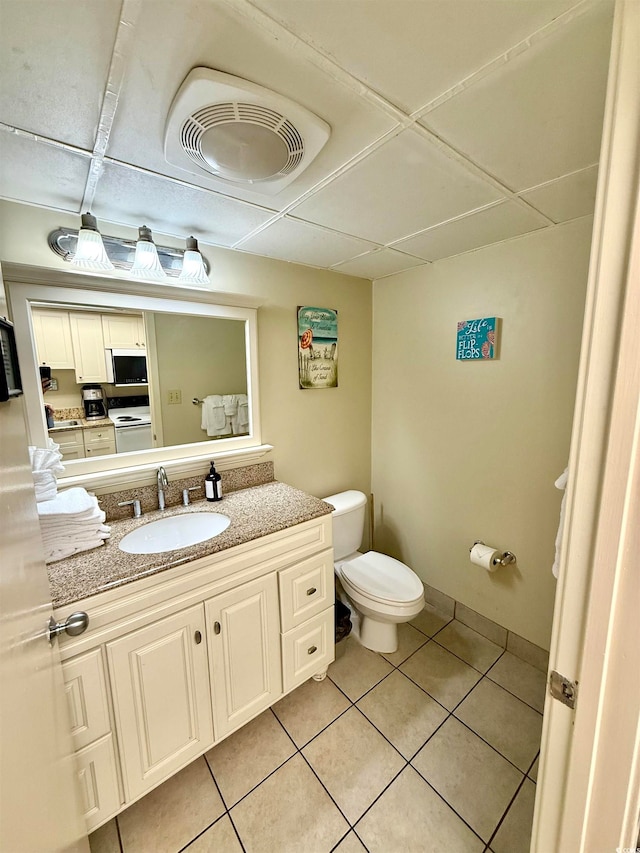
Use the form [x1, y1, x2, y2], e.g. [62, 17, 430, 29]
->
[8, 271, 261, 481]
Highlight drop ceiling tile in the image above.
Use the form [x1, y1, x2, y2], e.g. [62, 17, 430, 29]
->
[93, 163, 275, 246]
[520, 165, 599, 223]
[392, 201, 548, 262]
[238, 217, 377, 268]
[0, 133, 88, 211]
[332, 248, 426, 280]
[422, 3, 613, 191]
[253, 0, 577, 113]
[106, 0, 396, 210]
[0, 0, 122, 149]
[293, 128, 503, 244]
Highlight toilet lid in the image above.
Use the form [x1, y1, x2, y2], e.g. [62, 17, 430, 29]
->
[341, 551, 424, 604]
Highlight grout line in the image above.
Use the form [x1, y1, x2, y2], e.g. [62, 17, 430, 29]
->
[115, 814, 124, 853]
[203, 757, 248, 853]
[485, 770, 531, 850]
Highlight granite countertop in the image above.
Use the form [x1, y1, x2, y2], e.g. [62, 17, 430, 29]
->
[49, 417, 113, 433]
[48, 481, 333, 609]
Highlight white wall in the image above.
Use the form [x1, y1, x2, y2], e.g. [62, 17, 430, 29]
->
[371, 217, 592, 649]
[0, 200, 372, 500]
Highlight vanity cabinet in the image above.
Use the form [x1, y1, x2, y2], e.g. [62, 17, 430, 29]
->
[32, 308, 75, 369]
[69, 313, 108, 383]
[83, 425, 115, 457]
[101, 314, 145, 349]
[54, 513, 334, 831]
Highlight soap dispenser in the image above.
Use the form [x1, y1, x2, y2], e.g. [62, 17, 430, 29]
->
[205, 461, 223, 502]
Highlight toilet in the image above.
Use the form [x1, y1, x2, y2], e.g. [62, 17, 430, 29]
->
[323, 490, 425, 653]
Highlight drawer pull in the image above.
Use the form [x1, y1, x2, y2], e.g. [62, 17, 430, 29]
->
[214, 621, 221, 635]
[194, 630, 202, 644]
[306, 587, 317, 596]
[307, 645, 318, 655]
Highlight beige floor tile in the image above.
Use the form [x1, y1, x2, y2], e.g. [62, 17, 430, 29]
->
[380, 622, 429, 666]
[328, 636, 393, 701]
[183, 815, 242, 852]
[488, 651, 547, 712]
[205, 709, 296, 806]
[117, 757, 224, 853]
[355, 766, 484, 853]
[491, 779, 536, 853]
[302, 707, 405, 824]
[400, 641, 482, 710]
[410, 603, 453, 637]
[412, 717, 523, 841]
[528, 754, 539, 782]
[231, 754, 349, 852]
[273, 676, 350, 747]
[89, 819, 120, 853]
[332, 831, 368, 852]
[357, 670, 447, 758]
[435, 620, 503, 672]
[455, 679, 543, 771]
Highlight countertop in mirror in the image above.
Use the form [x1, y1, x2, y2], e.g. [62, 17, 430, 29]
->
[48, 417, 113, 433]
[47, 481, 333, 608]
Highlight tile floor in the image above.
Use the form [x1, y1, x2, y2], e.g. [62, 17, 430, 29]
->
[89, 605, 546, 853]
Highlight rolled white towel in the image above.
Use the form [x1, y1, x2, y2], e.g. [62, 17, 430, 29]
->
[29, 440, 64, 475]
[32, 470, 58, 502]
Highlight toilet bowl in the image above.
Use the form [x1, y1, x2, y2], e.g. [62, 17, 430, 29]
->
[324, 490, 425, 653]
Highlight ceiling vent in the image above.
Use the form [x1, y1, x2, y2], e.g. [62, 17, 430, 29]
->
[164, 68, 331, 195]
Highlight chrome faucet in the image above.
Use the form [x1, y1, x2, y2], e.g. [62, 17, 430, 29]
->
[157, 466, 169, 510]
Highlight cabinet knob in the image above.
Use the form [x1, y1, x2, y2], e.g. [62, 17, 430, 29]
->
[306, 587, 317, 596]
[307, 645, 317, 655]
[194, 630, 202, 644]
[214, 621, 221, 635]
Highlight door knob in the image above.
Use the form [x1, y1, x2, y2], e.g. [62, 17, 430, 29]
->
[47, 612, 89, 642]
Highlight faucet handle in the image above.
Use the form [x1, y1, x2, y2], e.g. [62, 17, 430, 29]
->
[118, 499, 142, 518]
[182, 486, 203, 506]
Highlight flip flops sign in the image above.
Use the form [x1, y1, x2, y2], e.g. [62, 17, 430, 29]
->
[456, 317, 500, 361]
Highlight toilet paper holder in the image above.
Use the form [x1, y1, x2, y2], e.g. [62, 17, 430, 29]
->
[470, 541, 517, 567]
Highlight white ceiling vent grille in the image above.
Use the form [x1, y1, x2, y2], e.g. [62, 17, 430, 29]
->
[165, 69, 330, 196]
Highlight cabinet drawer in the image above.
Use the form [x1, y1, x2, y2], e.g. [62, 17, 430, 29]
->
[84, 441, 116, 457]
[62, 649, 111, 750]
[84, 427, 114, 447]
[55, 429, 84, 448]
[281, 607, 335, 693]
[75, 734, 121, 833]
[278, 551, 334, 632]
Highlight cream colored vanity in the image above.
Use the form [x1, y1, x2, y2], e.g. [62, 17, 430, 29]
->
[52, 505, 334, 832]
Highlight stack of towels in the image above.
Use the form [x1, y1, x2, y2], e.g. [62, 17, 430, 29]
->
[29, 440, 65, 502]
[29, 439, 110, 563]
[37, 488, 111, 564]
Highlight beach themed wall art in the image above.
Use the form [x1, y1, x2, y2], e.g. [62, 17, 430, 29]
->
[456, 317, 500, 361]
[298, 306, 338, 389]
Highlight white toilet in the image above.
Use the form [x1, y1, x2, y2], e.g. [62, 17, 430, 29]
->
[323, 490, 425, 653]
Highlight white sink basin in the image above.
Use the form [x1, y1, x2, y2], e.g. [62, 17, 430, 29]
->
[119, 512, 230, 554]
[52, 419, 80, 428]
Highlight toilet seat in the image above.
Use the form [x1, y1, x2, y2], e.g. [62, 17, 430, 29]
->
[340, 551, 423, 605]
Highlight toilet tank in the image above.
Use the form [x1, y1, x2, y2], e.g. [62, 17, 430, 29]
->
[323, 490, 367, 560]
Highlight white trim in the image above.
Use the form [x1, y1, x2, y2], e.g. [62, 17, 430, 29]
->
[532, 1, 640, 849]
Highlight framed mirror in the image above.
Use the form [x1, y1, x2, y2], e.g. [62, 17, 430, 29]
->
[7, 266, 263, 485]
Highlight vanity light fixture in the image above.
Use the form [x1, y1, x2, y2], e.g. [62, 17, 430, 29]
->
[48, 226, 212, 281]
[178, 236, 210, 285]
[129, 225, 168, 281]
[71, 212, 115, 272]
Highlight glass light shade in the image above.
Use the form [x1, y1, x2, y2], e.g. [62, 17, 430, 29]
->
[129, 226, 167, 281]
[178, 237, 210, 285]
[71, 213, 114, 271]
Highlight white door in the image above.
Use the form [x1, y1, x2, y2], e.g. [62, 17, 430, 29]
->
[532, 3, 640, 850]
[206, 574, 282, 740]
[107, 604, 214, 802]
[0, 315, 88, 849]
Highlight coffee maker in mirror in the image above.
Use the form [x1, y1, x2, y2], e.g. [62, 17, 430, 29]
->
[82, 384, 106, 420]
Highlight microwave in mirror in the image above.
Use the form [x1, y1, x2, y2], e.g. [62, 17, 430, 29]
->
[107, 348, 148, 386]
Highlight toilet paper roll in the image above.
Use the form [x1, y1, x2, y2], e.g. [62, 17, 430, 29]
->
[470, 543, 500, 572]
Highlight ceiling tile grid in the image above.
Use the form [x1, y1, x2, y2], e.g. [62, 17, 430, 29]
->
[331, 248, 428, 280]
[519, 165, 599, 223]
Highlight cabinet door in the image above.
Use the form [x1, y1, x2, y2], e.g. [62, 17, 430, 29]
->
[32, 309, 75, 369]
[69, 312, 107, 383]
[101, 314, 145, 349]
[107, 605, 213, 802]
[206, 574, 282, 740]
[84, 426, 116, 457]
[75, 734, 121, 833]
